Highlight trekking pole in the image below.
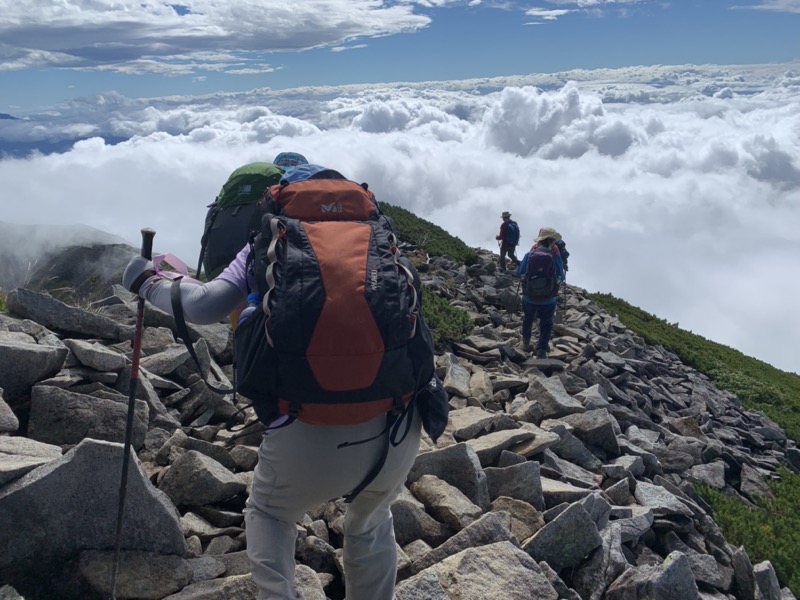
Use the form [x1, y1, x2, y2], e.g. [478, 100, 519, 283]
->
[110, 227, 155, 599]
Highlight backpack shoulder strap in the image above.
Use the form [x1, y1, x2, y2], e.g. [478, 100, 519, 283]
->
[195, 204, 220, 279]
[170, 278, 234, 396]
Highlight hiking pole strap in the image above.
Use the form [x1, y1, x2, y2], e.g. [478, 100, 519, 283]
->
[169, 278, 234, 395]
[111, 227, 155, 599]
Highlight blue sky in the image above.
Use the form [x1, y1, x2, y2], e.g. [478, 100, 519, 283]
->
[1, 0, 799, 114]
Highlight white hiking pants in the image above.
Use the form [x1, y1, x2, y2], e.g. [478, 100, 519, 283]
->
[244, 411, 422, 600]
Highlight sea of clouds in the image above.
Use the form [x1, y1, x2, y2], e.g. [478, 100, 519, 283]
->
[1, 63, 798, 373]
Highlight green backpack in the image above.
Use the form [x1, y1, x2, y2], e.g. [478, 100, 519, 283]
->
[196, 162, 284, 279]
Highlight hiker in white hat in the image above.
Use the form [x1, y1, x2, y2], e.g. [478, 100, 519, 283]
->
[515, 227, 565, 358]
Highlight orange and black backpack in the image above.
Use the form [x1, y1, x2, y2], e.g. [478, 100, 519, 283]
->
[234, 167, 438, 433]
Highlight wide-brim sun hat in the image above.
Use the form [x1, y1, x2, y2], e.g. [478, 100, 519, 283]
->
[534, 227, 562, 243]
[273, 152, 309, 168]
[501, 211, 511, 218]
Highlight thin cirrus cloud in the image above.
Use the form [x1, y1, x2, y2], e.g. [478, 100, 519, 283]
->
[0, 62, 798, 374]
[524, 8, 573, 21]
[732, 0, 800, 11]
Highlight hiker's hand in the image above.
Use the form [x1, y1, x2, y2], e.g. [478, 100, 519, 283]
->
[123, 256, 156, 296]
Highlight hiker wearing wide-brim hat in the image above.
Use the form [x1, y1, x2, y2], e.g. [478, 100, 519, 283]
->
[495, 211, 520, 271]
[516, 226, 566, 359]
[534, 226, 562, 244]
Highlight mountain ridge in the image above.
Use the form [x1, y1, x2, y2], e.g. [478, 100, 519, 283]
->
[0, 221, 798, 598]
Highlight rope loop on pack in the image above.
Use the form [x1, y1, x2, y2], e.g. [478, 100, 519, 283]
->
[263, 217, 285, 346]
[395, 258, 419, 339]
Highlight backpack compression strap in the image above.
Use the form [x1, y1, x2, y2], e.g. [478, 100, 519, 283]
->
[262, 216, 286, 346]
[340, 396, 412, 503]
[259, 218, 418, 346]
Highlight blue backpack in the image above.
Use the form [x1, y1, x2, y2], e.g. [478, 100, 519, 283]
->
[505, 220, 520, 245]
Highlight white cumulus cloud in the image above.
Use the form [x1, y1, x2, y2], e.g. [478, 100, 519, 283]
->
[1, 62, 799, 374]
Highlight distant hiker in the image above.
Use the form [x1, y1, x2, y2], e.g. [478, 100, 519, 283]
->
[495, 211, 520, 271]
[555, 238, 569, 272]
[196, 152, 309, 280]
[273, 151, 309, 169]
[123, 163, 448, 600]
[516, 226, 565, 359]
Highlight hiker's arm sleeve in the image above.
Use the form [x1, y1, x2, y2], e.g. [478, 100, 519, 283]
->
[215, 243, 256, 297]
[516, 253, 529, 278]
[496, 222, 506, 240]
[141, 278, 245, 324]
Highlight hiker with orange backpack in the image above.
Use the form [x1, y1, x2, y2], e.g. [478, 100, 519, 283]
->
[123, 161, 448, 600]
[516, 227, 565, 358]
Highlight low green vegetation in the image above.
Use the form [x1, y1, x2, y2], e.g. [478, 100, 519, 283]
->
[421, 289, 472, 346]
[697, 472, 800, 592]
[590, 292, 800, 593]
[379, 201, 479, 265]
[589, 292, 800, 440]
[0, 292, 6, 312]
[379, 201, 475, 345]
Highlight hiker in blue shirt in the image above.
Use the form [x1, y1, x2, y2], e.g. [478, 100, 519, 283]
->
[516, 227, 565, 359]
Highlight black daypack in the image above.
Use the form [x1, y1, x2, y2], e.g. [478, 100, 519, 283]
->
[235, 170, 439, 430]
[196, 162, 284, 279]
[555, 239, 570, 271]
[524, 249, 560, 300]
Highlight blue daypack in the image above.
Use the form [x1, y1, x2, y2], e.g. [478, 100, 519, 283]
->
[505, 220, 520, 245]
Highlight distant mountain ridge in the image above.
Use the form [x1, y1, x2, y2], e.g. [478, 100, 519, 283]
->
[0, 222, 132, 294]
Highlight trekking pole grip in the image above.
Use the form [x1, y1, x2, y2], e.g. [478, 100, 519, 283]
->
[141, 227, 155, 261]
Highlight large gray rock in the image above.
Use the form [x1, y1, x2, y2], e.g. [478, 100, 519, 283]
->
[391, 488, 452, 547]
[64, 338, 127, 372]
[526, 375, 586, 418]
[559, 408, 622, 455]
[27, 384, 149, 449]
[523, 503, 602, 572]
[7, 287, 132, 341]
[606, 551, 699, 600]
[78, 550, 192, 599]
[158, 450, 246, 507]
[484, 460, 544, 510]
[411, 511, 513, 574]
[407, 442, 490, 509]
[0, 439, 185, 572]
[0, 337, 68, 399]
[0, 436, 62, 486]
[407, 541, 559, 600]
[409, 474, 482, 531]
